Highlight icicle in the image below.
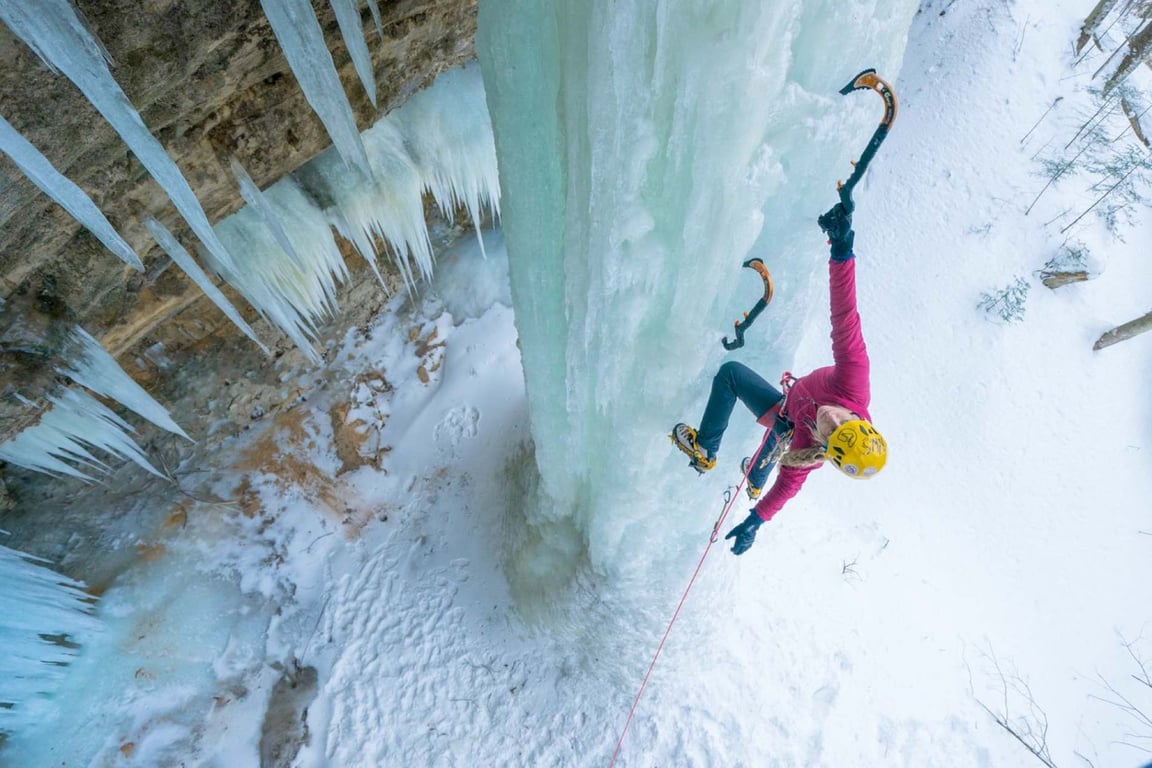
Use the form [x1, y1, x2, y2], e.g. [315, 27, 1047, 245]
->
[329, 0, 377, 107]
[205, 178, 347, 363]
[258, 0, 373, 179]
[0, 388, 164, 480]
[57, 327, 192, 441]
[0, 114, 142, 270]
[306, 120, 432, 291]
[365, 0, 383, 38]
[229, 157, 307, 271]
[392, 64, 501, 258]
[0, 0, 238, 273]
[0, 543, 99, 730]
[142, 217, 269, 356]
[296, 65, 500, 291]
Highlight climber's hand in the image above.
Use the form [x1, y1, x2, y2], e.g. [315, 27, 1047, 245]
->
[724, 510, 764, 556]
[818, 203, 855, 260]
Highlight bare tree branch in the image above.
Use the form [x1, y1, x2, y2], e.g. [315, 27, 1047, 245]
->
[972, 646, 1059, 767]
[1060, 162, 1141, 233]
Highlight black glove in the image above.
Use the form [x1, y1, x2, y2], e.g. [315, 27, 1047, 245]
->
[818, 203, 855, 261]
[724, 510, 764, 556]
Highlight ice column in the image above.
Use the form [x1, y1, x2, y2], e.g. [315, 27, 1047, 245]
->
[477, 0, 918, 576]
[0, 115, 142, 270]
[259, 0, 373, 178]
[0, 543, 99, 734]
[0, 0, 238, 273]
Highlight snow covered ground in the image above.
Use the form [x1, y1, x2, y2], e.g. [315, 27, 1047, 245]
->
[4, 0, 1152, 766]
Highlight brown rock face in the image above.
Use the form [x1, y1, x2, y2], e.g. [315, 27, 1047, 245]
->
[0, 0, 477, 444]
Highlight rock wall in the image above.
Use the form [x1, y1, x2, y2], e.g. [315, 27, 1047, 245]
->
[0, 0, 477, 444]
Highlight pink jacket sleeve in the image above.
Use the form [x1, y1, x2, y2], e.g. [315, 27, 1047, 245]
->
[753, 464, 815, 521]
[827, 258, 870, 405]
[751, 258, 870, 522]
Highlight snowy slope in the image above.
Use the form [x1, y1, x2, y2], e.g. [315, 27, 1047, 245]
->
[4, 0, 1152, 766]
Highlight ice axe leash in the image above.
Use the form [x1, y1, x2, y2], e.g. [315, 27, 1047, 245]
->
[721, 258, 774, 350]
[833, 68, 898, 213]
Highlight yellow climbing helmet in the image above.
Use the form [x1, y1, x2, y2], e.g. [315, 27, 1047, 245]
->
[825, 420, 887, 479]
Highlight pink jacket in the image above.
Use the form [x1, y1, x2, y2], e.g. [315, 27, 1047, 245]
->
[752, 257, 872, 521]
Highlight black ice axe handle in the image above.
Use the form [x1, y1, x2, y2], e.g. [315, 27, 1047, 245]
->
[721, 258, 775, 350]
[835, 68, 898, 212]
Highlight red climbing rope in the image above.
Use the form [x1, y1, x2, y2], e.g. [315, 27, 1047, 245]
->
[607, 425, 774, 768]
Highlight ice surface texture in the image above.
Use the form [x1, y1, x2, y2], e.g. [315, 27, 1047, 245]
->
[0, 544, 99, 732]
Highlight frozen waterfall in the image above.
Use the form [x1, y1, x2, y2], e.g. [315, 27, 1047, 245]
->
[477, 0, 918, 579]
[0, 543, 99, 734]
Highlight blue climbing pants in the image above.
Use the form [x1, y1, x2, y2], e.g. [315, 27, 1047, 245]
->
[696, 361, 790, 489]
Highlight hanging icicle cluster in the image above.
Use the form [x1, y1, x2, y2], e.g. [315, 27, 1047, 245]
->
[0, 328, 190, 480]
[204, 63, 500, 358]
[0, 0, 500, 481]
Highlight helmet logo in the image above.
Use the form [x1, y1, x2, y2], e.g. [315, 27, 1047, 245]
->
[834, 429, 858, 448]
[827, 419, 887, 479]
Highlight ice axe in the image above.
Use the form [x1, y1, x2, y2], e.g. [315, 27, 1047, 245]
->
[833, 68, 898, 213]
[721, 258, 774, 350]
[720, 70, 896, 351]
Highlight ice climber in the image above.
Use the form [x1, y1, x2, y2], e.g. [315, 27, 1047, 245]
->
[672, 201, 887, 556]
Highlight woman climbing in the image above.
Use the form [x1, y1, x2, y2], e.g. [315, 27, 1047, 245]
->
[672, 201, 887, 556]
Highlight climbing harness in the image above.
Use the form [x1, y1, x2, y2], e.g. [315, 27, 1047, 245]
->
[833, 68, 899, 212]
[721, 257, 775, 351]
[777, 370, 797, 419]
